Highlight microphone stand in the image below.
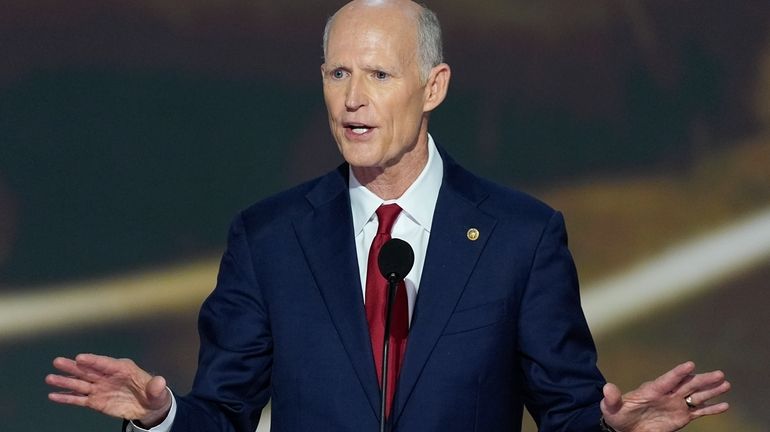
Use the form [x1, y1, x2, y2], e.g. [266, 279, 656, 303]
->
[380, 273, 399, 432]
[376, 238, 414, 432]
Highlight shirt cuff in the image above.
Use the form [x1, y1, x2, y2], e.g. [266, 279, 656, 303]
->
[125, 388, 176, 432]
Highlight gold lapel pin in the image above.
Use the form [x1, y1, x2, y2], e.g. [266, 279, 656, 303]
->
[466, 228, 480, 241]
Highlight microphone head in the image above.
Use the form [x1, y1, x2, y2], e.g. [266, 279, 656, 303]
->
[378, 238, 415, 281]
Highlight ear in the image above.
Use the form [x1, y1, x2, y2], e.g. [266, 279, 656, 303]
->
[423, 63, 451, 112]
[320, 64, 326, 81]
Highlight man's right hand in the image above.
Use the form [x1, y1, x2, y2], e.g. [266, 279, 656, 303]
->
[46, 353, 172, 428]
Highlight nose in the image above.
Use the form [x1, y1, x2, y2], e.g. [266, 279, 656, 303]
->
[345, 75, 367, 111]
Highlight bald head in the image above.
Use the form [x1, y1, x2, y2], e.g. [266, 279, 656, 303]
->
[323, 0, 443, 83]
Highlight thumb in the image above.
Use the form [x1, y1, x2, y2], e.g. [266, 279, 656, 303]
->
[145, 375, 169, 408]
[601, 382, 623, 416]
[136, 376, 172, 427]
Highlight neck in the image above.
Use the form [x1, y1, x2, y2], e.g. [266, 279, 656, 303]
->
[352, 132, 429, 200]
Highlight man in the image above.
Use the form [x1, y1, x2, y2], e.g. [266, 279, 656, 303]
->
[46, 1, 731, 431]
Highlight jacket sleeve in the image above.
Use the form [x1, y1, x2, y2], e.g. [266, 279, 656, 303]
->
[517, 211, 605, 431]
[172, 211, 272, 432]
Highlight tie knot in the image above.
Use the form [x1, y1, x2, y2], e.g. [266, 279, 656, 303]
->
[376, 204, 402, 234]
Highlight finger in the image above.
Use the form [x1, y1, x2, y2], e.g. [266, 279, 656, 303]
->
[52, 357, 81, 374]
[48, 391, 89, 407]
[651, 361, 696, 394]
[75, 353, 126, 375]
[600, 382, 623, 415]
[45, 374, 93, 394]
[686, 380, 731, 406]
[52, 357, 104, 382]
[678, 370, 727, 397]
[691, 401, 730, 417]
[671, 373, 695, 393]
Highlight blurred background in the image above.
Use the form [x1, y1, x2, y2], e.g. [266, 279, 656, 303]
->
[2, 0, 769, 430]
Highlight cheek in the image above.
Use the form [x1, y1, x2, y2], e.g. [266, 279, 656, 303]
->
[323, 87, 343, 112]
[392, 95, 425, 131]
[386, 93, 418, 122]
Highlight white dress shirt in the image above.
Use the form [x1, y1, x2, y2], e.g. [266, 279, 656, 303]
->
[126, 135, 443, 432]
[349, 134, 443, 323]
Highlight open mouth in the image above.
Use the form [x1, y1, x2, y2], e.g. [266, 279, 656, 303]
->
[344, 123, 375, 135]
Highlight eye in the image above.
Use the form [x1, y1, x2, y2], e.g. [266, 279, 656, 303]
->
[374, 71, 389, 80]
[331, 69, 347, 80]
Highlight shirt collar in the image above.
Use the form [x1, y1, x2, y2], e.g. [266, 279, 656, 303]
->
[349, 134, 444, 236]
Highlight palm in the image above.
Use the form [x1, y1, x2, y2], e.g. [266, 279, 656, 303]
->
[46, 354, 171, 425]
[601, 362, 730, 432]
[604, 380, 690, 431]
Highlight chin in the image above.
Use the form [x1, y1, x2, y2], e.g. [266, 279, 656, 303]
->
[342, 153, 382, 170]
[337, 144, 383, 168]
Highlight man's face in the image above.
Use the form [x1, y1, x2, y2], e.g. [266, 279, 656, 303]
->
[322, 6, 428, 171]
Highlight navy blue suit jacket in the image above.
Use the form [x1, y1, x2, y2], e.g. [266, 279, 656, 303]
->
[170, 150, 606, 431]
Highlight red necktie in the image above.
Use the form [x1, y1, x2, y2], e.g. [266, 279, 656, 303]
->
[365, 204, 409, 419]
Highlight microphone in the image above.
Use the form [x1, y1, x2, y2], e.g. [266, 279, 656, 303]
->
[376, 238, 414, 432]
[378, 238, 414, 281]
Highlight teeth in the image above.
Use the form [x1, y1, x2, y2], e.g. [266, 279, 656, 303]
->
[352, 127, 369, 135]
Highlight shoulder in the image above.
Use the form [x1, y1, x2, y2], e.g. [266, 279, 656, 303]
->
[442, 153, 557, 227]
[233, 164, 347, 234]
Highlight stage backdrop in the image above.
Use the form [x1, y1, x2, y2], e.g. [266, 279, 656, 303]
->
[2, 1, 769, 430]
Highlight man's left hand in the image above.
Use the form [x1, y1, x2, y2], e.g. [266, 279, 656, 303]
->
[600, 361, 730, 432]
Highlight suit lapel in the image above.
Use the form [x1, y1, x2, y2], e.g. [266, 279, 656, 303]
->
[291, 166, 382, 420]
[290, 155, 498, 424]
[391, 158, 497, 423]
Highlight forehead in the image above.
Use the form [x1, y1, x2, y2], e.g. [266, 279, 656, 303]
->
[326, 7, 418, 63]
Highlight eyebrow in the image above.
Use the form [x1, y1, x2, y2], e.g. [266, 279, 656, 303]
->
[325, 62, 399, 73]
[363, 64, 396, 73]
